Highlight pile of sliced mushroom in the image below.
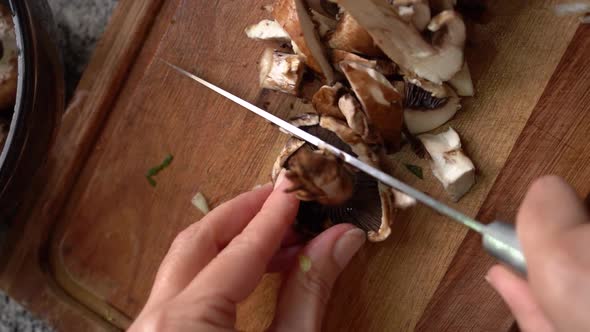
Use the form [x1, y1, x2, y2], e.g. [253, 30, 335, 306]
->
[246, 0, 477, 241]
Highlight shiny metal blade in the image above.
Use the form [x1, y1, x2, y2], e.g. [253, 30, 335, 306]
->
[165, 61, 485, 234]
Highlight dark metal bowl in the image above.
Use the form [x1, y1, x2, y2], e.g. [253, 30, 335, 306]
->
[0, 1, 64, 220]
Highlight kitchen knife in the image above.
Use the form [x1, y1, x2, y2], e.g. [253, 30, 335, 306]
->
[164, 60, 528, 276]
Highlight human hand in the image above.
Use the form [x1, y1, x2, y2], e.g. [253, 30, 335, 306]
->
[129, 174, 366, 332]
[486, 176, 590, 331]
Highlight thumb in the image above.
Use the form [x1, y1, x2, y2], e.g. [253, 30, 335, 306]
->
[270, 224, 365, 332]
[486, 265, 555, 332]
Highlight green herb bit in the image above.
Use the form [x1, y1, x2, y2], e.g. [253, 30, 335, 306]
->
[146, 154, 174, 187]
[404, 163, 424, 180]
[146, 176, 157, 187]
[298, 255, 312, 273]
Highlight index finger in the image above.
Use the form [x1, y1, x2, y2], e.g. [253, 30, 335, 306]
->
[180, 175, 300, 303]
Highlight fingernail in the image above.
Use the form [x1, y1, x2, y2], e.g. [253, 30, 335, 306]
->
[274, 169, 287, 189]
[332, 228, 366, 269]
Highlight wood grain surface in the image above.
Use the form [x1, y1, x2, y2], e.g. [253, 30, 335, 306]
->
[0, 0, 586, 331]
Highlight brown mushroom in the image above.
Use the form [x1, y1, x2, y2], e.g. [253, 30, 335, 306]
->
[273, 0, 335, 83]
[286, 147, 355, 205]
[336, 0, 466, 84]
[259, 48, 305, 95]
[272, 112, 406, 242]
[331, 49, 397, 76]
[327, 11, 384, 57]
[312, 83, 346, 120]
[0, 5, 17, 110]
[340, 60, 404, 152]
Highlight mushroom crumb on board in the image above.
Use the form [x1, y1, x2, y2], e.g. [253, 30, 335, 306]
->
[244, 0, 489, 242]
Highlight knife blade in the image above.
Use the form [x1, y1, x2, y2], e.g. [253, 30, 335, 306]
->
[164, 60, 528, 276]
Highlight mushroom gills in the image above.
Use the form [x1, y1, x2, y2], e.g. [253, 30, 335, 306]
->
[295, 172, 382, 236]
[281, 123, 386, 237]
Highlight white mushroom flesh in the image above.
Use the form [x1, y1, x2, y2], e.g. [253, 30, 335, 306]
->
[419, 127, 475, 201]
[245, 19, 291, 41]
[448, 61, 474, 96]
[259, 48, 305, 95]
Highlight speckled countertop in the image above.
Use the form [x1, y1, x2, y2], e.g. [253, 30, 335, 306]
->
[0, 1, 118, 330]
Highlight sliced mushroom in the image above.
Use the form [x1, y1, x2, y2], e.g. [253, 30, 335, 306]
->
[245, 19, 291, 42]
[0, 4, 17, 110]
[448, 61, 474, 96]
[331, 49, 397, 76]
[311, 9, 338, 38]
[259, 48, 305, 95]
[403, 82, 461, 134]
[286, 147, 355, 205]
[274, 0, 335, 83]
[419, 127, 475, 201]
[392, 0, 432, 31]
[340, 61, 404, 152]
[338, 93, 381, 144]
[327, 11, 383, 57]
[312, 83, 346, 120]
[336, 0, 465, 84]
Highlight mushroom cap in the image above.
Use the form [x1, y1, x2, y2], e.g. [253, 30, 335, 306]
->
[273, 0, 335, 83]
[286, 147, 355, 205]
[340, 60, 404, 152]
[327, 11, 384, 57]
[312, 83, 347, 120]
[272, 115, 397, 242]
[0, 5, 17, 110]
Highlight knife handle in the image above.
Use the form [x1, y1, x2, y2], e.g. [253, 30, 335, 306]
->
[482, 221, 528, 277]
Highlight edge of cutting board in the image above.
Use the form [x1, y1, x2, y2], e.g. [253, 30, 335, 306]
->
[0, 0, 166, 330]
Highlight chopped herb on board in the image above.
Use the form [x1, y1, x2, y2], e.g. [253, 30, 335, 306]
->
[146, 154, 174, 187]
[404, 163, 424, 180]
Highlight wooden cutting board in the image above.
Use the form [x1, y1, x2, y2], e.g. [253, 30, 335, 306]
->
[0, 0, 587, 331]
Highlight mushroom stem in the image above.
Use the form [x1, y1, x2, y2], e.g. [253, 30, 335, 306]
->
[259, 48, 305, 95]
[419, 127, 475, 201]
[448, 61, 474, 96]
